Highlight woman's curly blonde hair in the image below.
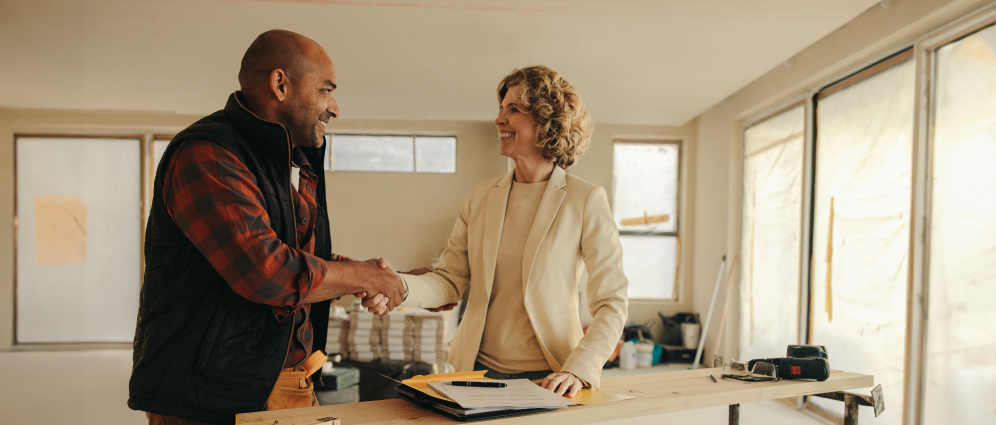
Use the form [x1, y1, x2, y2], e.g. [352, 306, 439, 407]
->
[497, 66, 593, 169]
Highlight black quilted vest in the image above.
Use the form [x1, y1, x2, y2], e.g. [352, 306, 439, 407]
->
[128, 92, 332, 425]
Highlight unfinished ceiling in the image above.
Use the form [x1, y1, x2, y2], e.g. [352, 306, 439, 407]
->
[0, 0, 881, 125]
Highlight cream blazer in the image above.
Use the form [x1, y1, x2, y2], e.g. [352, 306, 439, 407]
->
[401, 166, 628, 387]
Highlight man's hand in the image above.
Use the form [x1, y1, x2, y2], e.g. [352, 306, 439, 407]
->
[538, 372, 585, 398]
[355, 257, 395, 314]
[306, 257, 402, 306]
[355, 258, 404, 313]
[376, 257, 393, 270]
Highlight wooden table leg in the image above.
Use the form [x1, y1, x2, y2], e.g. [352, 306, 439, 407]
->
[729, 404, 739, 425]
[844, 394, 859, 425]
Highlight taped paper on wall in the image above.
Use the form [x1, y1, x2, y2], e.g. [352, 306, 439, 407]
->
[34, 195, 87, 265]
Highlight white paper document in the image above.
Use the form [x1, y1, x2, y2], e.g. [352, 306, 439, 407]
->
[427, 379, 577, 409]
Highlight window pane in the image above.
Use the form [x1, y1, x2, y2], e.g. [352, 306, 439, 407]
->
[925, 25, 996, 425]
[332, 134, 413, 172]
[810, 58, 914, 425]
[415, 136, 456, 173]
[740, 104, 804, 362]
[16, 137, 142, 343]
[152, 139, 170, 176]
[322, 134, 331, 171]
[613, 142, 679, 233]
[619, 235, 677, 300]
[145, 139, 172, 220]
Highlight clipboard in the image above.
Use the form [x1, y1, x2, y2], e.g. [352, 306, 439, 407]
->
[397, 371, 557, 421]
[396, 370, 633, 421]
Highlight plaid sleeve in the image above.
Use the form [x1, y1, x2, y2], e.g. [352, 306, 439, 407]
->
[162, 140, 329, 312]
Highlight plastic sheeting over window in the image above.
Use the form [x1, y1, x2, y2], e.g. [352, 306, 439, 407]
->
[739, 104, 804, 362]
[16, 137, 142, 343]
[810, 57, 914, 425]
[924, 24, 996, 425]
[613, 142, 679, 234]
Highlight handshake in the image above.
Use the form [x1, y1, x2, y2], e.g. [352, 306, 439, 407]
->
[344, 259, 452, 316]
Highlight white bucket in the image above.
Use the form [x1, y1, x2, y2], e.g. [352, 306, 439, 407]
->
[619, 341, 637, 370]
[681, 323, 700, 350]
[636, 342, 654, 368]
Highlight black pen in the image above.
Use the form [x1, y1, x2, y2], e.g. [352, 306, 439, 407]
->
[443, 380, 507, 388]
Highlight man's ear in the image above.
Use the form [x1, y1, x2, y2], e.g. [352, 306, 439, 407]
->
[269, 69, 290, 102]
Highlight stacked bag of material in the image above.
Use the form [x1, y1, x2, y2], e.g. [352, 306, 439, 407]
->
[336, 306, 458, 371]
[380, 311, 412, 361]
[325, 314, 350, 358]
[410, 312, 449, 369]
[346, 311, 381, 362]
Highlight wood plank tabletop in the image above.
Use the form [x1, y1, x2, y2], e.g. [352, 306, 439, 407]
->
[235, 367, 874, 425]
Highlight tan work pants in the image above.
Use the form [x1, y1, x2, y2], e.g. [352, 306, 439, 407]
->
[147, 351, 328, 424]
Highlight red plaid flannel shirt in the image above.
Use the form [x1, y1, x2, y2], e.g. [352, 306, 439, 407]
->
[163, 139, 341, 367]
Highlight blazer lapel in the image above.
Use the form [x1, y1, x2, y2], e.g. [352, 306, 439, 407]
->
[521, 166, 567, 294]
[482, 169, 515, 300]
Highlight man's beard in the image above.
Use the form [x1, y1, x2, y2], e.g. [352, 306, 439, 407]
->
[289, 124, 323, 148]
[285, 103, 324, 148]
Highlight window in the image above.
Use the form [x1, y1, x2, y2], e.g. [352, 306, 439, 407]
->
[612, 140, 680, 300]
[329, 134, 456, 173]
[15, 136, 143, 343]
[738, 7, 996, 425]
[151, 137, 170, 175]
[144, 136, 172, 220]
[924, 23, 996, 425]
[740, 104, 805, 363]
[810, 52, 915, 425]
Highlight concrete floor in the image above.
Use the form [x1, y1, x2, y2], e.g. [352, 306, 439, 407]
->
[0, 350, 834, 424]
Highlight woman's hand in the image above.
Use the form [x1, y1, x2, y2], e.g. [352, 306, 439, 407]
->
[538, 371, 585, 398]
[426, 303, 457, 312]
[359, 292, 389, 315]
[405, 267, 432, 275]
[357, 258, 401, 315]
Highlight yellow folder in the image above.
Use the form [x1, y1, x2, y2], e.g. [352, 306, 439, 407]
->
[400, 370, 633, 405]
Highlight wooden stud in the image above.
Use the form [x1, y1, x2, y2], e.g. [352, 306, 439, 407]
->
[826, 197, 835, 322]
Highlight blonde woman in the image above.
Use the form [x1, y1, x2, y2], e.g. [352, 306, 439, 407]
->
[390, 66, 628, 397]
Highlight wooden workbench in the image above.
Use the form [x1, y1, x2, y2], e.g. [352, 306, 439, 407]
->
[236, 367, 874, 425]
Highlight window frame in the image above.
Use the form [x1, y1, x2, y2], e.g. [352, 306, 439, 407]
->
[12, 133, 148, 347]
[807, 50, 917, 424]
[913, 10, 996, 425]
[612, 138, 683, 302]
[738, 101, 808, 367]
[327, 132, 458, 174]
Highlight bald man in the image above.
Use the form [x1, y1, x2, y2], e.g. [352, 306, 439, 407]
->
[129, 30, 404, 425]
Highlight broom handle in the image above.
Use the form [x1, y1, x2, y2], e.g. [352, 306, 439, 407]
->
[693, 255, 726, 369]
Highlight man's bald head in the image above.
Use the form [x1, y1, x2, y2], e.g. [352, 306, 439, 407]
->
[238, 29, 327, 90]
[237, 29, 339, 148]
